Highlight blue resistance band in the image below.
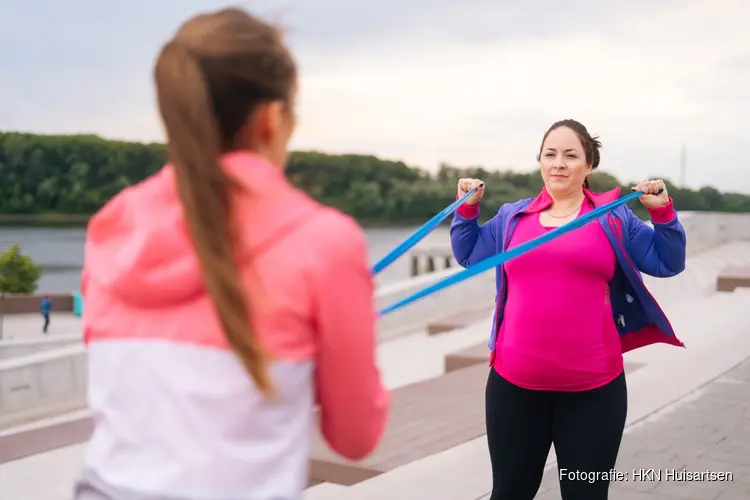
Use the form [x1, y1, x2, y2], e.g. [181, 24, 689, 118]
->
[379, 189, 648, 316]
[371, 188, 478, 275]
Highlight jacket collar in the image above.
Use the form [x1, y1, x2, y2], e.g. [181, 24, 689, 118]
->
[524, 185, 621, 214]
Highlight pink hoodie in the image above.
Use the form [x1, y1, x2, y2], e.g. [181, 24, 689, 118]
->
[76, 151, 389, 500]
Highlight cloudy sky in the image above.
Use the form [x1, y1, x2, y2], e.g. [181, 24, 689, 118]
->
[1, 0, 748, 192]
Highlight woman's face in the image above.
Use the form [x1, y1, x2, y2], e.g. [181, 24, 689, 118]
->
[538, 126, 591, 196]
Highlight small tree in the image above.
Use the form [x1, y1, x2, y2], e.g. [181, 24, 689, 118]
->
[0, 244, 42, 339]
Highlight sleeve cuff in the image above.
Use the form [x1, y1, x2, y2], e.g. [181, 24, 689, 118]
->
[648, 197, 676, 224]
[455, 194, 480, 219]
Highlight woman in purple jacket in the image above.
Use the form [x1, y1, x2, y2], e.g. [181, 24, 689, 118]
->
[450, 119, 687, 500]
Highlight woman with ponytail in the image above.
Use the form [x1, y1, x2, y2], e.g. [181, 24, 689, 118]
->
[75, 8, 388, 499]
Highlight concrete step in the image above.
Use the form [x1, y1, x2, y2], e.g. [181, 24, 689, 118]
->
[644, 241, 750, 302]
[304, 482, 350, 499]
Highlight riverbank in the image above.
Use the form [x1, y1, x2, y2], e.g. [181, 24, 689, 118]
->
[0, 213, 443, 229]
[0, 224, 452, 292]
[0, 214, 90, 228]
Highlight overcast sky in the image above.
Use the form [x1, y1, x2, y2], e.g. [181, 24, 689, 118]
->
[1, 0, 747, 192]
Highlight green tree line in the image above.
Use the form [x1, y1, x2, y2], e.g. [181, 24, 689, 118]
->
[1, 131, 749, 225]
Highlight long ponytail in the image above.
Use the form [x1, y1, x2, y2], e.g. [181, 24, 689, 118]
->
[154, 41, 274, 396]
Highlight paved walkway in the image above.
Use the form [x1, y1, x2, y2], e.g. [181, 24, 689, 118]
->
[0, 313, 81, 340]
[530, 358, 750, 500]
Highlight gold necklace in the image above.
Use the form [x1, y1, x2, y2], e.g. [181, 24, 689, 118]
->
[546, 206, 581, 219]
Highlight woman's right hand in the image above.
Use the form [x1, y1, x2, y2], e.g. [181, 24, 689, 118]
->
[457, 178, 485, 206]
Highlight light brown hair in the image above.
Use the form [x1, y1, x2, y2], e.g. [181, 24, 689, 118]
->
[153, 8, 297, 396]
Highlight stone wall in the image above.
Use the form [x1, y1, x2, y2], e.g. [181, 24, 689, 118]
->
[0, 345, 87, 431]
[0, 335, 82, 360]
[0, 293, 74, 315]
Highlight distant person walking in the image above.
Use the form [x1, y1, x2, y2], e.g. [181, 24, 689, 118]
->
[40, 295, 51, 333]
[451, 119, 687, 500]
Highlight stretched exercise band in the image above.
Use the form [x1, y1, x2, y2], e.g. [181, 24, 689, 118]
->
[379, 189, 650, 315]
[371, 188, 477, 275]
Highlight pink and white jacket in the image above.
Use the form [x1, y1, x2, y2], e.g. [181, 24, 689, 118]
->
[74, 151, 389, 499]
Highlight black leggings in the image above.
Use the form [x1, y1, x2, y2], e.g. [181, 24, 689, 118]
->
[485, 369, 627, 500]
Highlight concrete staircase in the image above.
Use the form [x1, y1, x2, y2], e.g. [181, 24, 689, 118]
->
[643, 240, 750, 301]
[2, 211, 750, 500]
[303, 240, 750, 499]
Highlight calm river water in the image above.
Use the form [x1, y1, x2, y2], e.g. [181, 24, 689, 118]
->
[0, 226, 452, 293]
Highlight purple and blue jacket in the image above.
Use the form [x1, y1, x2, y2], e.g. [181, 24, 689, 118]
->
[450, 186, 687, 364]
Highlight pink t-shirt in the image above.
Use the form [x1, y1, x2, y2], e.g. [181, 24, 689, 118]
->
[493, 200, 624, 391]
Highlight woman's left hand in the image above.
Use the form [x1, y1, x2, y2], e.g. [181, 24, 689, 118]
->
[632, 179, 669, 208]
